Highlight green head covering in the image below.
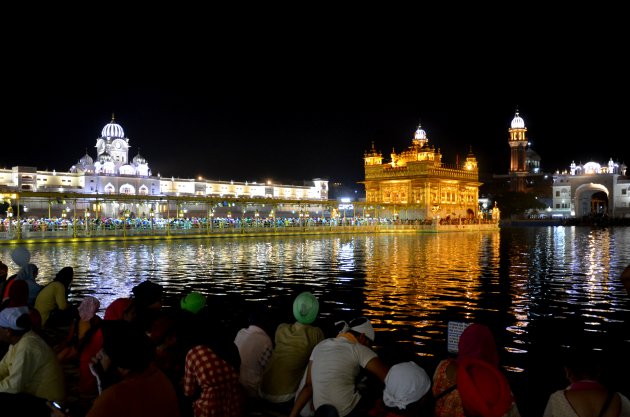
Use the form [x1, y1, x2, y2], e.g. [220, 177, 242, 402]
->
[293, 291, 319, 324]
[180, 291, 207, 314]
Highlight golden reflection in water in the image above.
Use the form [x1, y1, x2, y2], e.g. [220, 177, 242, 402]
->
[361, 231, 501, 337]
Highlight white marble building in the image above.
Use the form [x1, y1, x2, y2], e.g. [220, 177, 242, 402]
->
[0, 117, 328, 201]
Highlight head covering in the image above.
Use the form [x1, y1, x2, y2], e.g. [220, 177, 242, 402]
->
[457, 357, 513, 417]
[16, 263, 37, 281]
[104, 298, 134, 320]
[101, 320, 154, 371]
[132, 281, 163, 309]
[10, 247, 31, 268]
[383, 361, 431, 410]
[0, 306, 30, 330]
[457, 323, 499, 367]
[55, 266, 74, 286]
[180, 291, 207, 314]
[78, 296, 101, 321]
[293, 291, 319, 324]
[348, 317, 375, 342]
[5, 279, 28, 307]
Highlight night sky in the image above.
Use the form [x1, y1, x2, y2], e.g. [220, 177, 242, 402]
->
[3, 12, 628, 191]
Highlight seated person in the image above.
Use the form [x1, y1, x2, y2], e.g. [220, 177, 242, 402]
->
[0, 306, 65, 417]
[261, 291, 324, 407]
[290, 316, 389, 417]
[543, 344, 630, 417]
[432, 323, 520, 417]
[34, 266, 75, 327]
[51, 320, 181, 417]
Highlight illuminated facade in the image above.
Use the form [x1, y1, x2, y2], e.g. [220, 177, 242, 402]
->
[552, 159, 629, 218]
[362, 124, 481, 220]
[0, 117, 328, 201]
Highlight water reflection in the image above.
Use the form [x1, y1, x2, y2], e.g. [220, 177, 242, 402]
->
[1, 227, 629, 415]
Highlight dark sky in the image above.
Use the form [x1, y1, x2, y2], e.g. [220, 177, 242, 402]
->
[3, 11, 628, 190]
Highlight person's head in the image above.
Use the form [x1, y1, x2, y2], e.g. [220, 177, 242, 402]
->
[383, 361, 432, 411]
[456, 357, 513, 417]
[0, 306, 32, 343]
[293, 291, 319, 325]
[55, 266, 74, 289]
[132, 281, 163, 311]
[563, 344, 602, 382]
[78, 296, 101, 322]
[5, 279, 29, 307]
[10, 247, 30, 268]
[180, 291, 207, 314]
[347, 316, 375, 346]
[458, 324, 499, 367]
[100, 320, 155, 374]
[104, 298, 136, 321]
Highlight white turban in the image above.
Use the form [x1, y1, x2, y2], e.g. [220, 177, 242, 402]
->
[337, 317, 375, 342]
[383, 361, 431, 410]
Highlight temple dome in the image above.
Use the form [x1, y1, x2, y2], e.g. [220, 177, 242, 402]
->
[133, 153, 147, 165]
[414, 125, 427, 140]
[511, 112, 525, 129]
[79, 153, 94, 165]
[101, 118, 125, 138]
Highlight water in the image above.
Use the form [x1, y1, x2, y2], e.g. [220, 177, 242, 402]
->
[2, 226, 630, 416]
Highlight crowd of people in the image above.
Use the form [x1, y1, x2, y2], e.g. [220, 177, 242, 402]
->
[0, 246, 629, 417]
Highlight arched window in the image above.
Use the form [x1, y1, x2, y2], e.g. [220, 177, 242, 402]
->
[104, 183, 115, 194]
[120, 184, 136, 195]
[139, 185, 149, 195]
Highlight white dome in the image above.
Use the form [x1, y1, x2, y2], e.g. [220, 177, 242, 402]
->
[79, 153, 94, 165]
[511, 112, 525, 129]
[414, 125, 427, 140]
[101, 119, 125, 138]
[583, 162, 601, 174]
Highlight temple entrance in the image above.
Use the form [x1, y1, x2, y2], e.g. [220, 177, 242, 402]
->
[574, 184, 609, 218]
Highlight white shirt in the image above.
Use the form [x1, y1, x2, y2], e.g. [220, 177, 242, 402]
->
[234, 325, 273, 397]
[0, 331, 65, 401]
[543, 389, 630, 417]
[309, 336, 378, 417]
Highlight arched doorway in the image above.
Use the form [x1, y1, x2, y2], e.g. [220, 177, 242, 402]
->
[574, 183, 609, 218]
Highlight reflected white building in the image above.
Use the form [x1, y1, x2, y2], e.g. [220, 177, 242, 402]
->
[0, 117, 328, 201]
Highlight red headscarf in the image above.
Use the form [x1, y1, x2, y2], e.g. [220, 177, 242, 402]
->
[457, 323, 500, 367]
[104, 298, 133, 321]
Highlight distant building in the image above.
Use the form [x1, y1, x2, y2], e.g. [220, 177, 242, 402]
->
[361, 124, 481, 220]
[0, 117, 328, 218]
[487, 109, 629, 220]
[552, 160, 629, 218]
[0, 116, 328, 200]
